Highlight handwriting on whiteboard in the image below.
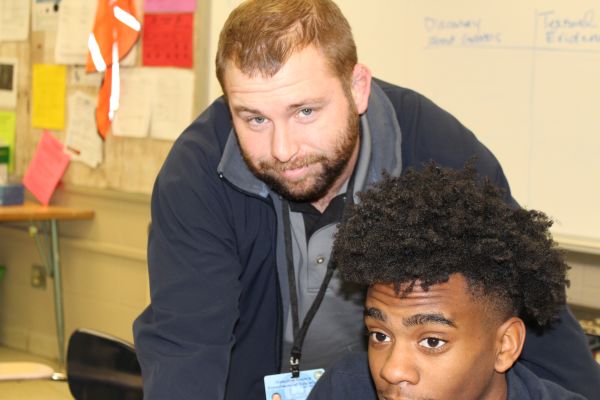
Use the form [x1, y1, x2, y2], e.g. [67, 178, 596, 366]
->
[424, 16, 501, 47]
[424, 9, 600, 51]
[538, 10, 600, 45]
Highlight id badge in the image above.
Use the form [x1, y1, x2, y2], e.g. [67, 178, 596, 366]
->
[264, 368, 325, 400]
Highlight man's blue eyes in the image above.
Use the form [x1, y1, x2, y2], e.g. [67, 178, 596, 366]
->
[247, 108, 315, 125]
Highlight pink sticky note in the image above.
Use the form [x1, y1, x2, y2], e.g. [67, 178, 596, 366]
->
[22, 131, 71, 205]
[144, 0, 196, 13]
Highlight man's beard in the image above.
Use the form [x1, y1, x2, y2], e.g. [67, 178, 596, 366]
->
[242, 105, 360, 203]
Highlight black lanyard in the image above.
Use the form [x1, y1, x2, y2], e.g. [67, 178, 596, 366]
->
[282, 176, 356, 378]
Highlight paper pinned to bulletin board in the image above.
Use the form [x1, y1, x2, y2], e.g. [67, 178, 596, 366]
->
[0, 0, 31, 41]
[0, 58, 18, 109]
[142, 13, 193, 68]
[0, 111, 16, 173]
[64, 91, 103, 168]
[112, 67, 194, 140]
[22, 130, 71, 205]
[54, 0, 97, 64]
[32, 0, 61, 32]
[31, 64, 67, 131]
[144, 0, 196, 13]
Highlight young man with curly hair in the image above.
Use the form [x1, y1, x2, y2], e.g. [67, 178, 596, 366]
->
[308, 163, 591, 399]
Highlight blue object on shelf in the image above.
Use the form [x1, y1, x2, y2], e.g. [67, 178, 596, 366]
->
[0, 183, 24, 206]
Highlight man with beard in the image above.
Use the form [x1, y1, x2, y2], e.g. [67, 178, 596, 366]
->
[132, 1, 600, 399]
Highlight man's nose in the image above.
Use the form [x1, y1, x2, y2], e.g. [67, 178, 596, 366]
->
[271, 123, 299, 163]
[379, 346, 420, 386]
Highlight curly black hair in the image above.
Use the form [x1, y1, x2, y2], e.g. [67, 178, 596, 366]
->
[332, 162, 568, 328]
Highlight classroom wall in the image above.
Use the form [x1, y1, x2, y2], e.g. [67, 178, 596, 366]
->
[566, 252, 600, 308]
[0, 0, 211, 359]
[0, 0, 598, 362]
[0, 186, 149, 358]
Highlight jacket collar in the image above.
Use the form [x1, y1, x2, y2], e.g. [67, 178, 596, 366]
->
[217, 80, 403, 198]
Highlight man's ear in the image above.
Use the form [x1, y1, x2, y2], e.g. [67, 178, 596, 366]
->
[350, 63, 372, 114]
[494, 317, 526, 373]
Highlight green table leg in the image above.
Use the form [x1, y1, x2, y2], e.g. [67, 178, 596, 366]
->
[49, 219, 65, 365]
[29, 220, 66, 365]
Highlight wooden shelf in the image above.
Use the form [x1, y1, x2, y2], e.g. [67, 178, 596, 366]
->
[0, 201, 94, 222]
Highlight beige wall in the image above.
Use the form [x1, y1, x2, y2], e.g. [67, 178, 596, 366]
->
[0, 187, 150, 360]
[567, 253, 600, 309]
[0, 0, 211, 360]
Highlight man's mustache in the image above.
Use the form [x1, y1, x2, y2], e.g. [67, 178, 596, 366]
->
[259, 155, 326, 172]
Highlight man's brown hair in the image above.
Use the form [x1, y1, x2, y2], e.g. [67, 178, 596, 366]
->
[216, 0, 357, 91]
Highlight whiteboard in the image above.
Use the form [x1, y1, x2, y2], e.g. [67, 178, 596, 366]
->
[337, 0, 600, 244]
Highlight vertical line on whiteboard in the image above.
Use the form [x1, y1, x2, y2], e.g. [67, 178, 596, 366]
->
[527, 9, 539, 208]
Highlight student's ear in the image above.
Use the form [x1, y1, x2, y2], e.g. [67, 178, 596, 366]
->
[494, 317, 526, 373]
[350, 63, 372, 114]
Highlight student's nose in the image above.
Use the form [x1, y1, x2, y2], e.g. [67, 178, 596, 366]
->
[271, 123, 298, 163]
[379, 346, 419, 386]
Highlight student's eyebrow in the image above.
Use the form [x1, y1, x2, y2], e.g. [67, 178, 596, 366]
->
[403, 313, 457, 328]
[364, 307, 386, 322]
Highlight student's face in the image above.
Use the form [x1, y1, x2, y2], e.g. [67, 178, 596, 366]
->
[365, 274, 516, 400]
[223, 45, 371, 203]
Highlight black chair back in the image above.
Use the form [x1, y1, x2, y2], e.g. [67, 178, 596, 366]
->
[67, 329, 143, 400]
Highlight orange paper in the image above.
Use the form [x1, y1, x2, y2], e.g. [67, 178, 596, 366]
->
[142, 13, 193, 68]
[22, 131, 71, 205]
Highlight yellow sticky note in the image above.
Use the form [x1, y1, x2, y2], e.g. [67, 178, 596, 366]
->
[0, 110, 16, 173]
[31, 64, 67, 130]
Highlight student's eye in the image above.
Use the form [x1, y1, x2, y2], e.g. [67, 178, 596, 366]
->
[368, 331, 391, 344]
[418, 337, 447, 349]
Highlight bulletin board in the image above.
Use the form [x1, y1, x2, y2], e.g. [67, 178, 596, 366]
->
[336, 0, 600, 245]
[0, 0, 211, 195]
